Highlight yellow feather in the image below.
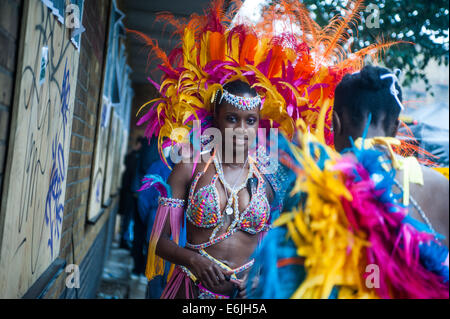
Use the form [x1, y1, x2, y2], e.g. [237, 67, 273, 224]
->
[273, 211, 296, 227]
[182, 27, 196, 67]
[199, 31, 210, 68]
[254, 38, 270, 65]
[136, 98, 162, 117]
[226, 33, 240, 62]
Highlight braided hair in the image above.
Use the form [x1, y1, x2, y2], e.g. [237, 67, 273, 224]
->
[333, 65, 403, 134]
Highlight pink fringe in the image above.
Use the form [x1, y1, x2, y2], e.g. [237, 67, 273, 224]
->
[149, 205, 184, 247]
[161, 266, 195, 299]
[339, 158, 449, 299]
[149, 206, 169, 248]
[169, 205, 184, 244]
[146, 205, 184, 279]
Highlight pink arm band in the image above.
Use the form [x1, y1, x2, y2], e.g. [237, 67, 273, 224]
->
[145, 197, 185, 280]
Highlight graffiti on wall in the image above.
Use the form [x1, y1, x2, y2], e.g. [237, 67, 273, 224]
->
[87, 0, 133, 221]
[0, 0, 80, 298]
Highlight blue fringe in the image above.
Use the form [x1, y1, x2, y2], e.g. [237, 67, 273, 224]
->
[419, 241, 449, 283]
[142, 174, 172, 198]
[247, 227, 305, 299]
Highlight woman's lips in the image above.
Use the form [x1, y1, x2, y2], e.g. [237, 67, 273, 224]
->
[234, 136, 248, 146]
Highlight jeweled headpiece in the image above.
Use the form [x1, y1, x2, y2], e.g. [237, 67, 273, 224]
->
[219, 89, 262, 111]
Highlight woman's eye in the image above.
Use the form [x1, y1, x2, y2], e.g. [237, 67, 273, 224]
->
[227, 116, 237, 123]
[247, 118, 256, 125]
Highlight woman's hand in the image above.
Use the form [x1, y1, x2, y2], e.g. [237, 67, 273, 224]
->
[188, 254, 228, 290]
[233, 272, 259, 299]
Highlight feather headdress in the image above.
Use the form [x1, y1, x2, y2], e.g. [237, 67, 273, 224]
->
[128, 0, 396, 163]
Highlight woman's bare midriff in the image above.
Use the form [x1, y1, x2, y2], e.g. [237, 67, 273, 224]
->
[186, 221, 259, 296]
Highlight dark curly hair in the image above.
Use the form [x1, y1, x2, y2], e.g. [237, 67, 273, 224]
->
[333, 65, 403, 133]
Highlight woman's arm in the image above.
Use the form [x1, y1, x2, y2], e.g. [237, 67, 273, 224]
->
[154, 162, 229, 289]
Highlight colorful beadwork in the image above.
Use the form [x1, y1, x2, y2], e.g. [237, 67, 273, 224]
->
[178, 250, 254, 300]
[185, 173, 221, 228]
[255, 143, 289, 218]
[185, 155, 270, 235]
[179, 265, 198, 282]
[199, 249, 239, 278]
[198, 284, 230, 299]
[219, 89, 262, 110]
[186, 228, 238, 250]
[232, 259, 255, 274]
[158, 197, 185, 208]
[196, 249, 254, 299]
[235, 167, 270, 235]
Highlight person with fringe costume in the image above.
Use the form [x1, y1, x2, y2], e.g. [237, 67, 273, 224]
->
[247, 65, 449, 299]
[130, 0, 401, 299]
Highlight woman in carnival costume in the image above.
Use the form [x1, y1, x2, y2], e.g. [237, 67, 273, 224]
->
[131, 0, 393, 298]
[248, 65, 449, 299]
[333, 65, 449, 246]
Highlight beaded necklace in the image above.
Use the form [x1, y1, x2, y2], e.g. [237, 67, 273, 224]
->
[215, 151, 251, 215]
[210, 153, 253, 239]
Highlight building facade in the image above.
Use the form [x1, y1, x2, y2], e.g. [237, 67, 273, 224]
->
[0, 0, 133, 299]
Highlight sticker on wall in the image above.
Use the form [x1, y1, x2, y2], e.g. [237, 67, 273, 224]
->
[39, 46, 49, 85]
[40, 0, 85, 50]
[41, 0, 67, 24]
[66, 0, 85, 50]
[101, 96, 112, 128]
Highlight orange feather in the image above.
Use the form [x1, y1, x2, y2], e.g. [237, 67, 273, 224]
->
[126, 28, 172, 70]
[209, 32, 225, 61]
[267, 45, 285, 78]
[239, 34, 258, 66]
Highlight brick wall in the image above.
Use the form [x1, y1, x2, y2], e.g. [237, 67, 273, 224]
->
[0, 0, 134, 298]
[0, 0, 22, 203]
[40, 0, 113, 299]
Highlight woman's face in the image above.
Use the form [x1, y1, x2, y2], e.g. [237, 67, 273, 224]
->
[214, 92, 260, 160]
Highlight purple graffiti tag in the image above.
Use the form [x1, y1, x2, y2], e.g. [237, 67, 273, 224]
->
[44, 59, 70, 259]
[45, 137, 65, 259]
[100, 104, 108, 128]
[95, 180, 101, 203]
[60, 59, 70, 138]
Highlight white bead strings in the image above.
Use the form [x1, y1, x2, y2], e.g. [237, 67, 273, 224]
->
[219, 89, 262, 110]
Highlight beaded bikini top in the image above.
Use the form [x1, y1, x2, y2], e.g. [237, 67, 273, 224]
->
[156, 143, 288, 250]
[185, 152, 270, 239]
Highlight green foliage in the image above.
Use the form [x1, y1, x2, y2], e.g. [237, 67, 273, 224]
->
[302, 0, 449, 89]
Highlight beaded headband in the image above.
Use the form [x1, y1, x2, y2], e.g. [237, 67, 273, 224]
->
[216, 89, 262, 111]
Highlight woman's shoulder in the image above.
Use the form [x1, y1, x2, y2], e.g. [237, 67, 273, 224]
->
[420, 165, 449, 200]
[168, 158, 210, 182]
[169, 161, 194, 180]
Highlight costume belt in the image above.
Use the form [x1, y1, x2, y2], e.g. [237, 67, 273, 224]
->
[179, 248, 254, 299]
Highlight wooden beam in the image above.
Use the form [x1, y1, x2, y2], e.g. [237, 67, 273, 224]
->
[22, 258, 66, 299]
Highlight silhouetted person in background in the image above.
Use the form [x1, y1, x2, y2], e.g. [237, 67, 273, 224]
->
[137, 147, 175, 298]
[130, 136, 159, 280]
[118, 137, 144, 249]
